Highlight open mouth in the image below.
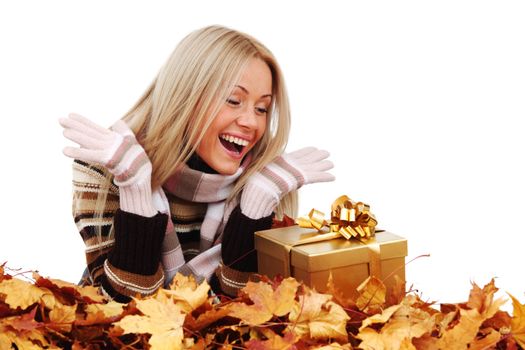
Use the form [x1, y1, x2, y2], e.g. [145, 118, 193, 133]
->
[219, 134, 249, 155]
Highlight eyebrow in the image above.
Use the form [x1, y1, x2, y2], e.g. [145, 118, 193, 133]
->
[235, 85, 272, 98]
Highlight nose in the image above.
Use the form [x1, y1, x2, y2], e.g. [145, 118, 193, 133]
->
[236, 107, 258, 130]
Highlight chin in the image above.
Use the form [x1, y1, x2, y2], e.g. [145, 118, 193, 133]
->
[215, 162, 240, 175]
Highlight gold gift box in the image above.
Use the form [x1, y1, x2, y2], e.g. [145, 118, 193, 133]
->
[255, 226, 407, 299]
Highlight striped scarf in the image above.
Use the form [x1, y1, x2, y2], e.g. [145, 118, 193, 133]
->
[158, 161, 246, 283]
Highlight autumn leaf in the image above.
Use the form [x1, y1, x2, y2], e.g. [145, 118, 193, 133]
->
[358, 295, 434, 350]
[86, 300, 124, 318]
[325, 273, 355, 309]
[359, 303, 402, 330]
[434, 280, 506, 349]
[35, 274, 105, 304]
[356, 276, 386, 314]
[229, 277, 300, 325]
[0, 277, 55, 310]
[311, 342, 352, 350]
[186, 307, 231, 331]
[157, 273, 210, 313]
[287, 289, 349, 342]
[467, 278, 499, 315]
[0, 330, 48, 350]
[0, 309, 50, 349]
[245, 330, 298, 349]
[272, 214, 296, 228]
[509, 293, 525, 348]
[114, 297, 186, 350]
[48, 303, 77, 332]
[468, 329, 502, 350]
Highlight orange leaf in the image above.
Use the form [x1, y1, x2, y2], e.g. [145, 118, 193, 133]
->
[229, 277, 300, 325]
[287, 289, 349, 342]
[0, 277, 55, 310]
[509, 293, 525, 348]
[358, 295, 434, 350]
[48, 303, 77, 332]
[157, 273, 210, 313]
[114, 298, 186, 350]
[356, 276, 386, 314]
[245, 330, 297, 349]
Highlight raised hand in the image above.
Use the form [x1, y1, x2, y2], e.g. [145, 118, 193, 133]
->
[59, 113, 151, 187]
[241, 147, 335, 219]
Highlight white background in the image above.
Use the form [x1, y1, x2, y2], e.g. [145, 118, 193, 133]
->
[1, 1, 523, 310]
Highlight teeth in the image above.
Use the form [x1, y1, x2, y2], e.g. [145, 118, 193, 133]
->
[220, 134, 249, 147]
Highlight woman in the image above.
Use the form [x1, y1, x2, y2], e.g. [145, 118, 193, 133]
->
[59, 25, 334, 302]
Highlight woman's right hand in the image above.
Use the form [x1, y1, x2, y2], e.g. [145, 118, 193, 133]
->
[59, 113, 152, 187]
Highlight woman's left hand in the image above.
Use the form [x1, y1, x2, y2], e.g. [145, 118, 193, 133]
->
[240, 147, 335, 219]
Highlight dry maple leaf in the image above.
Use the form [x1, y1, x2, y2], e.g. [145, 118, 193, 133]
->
[0, 309, 51, 349]
[467, 278, 499, 314]
[509, 293, 525, 348]
[432, 280, 506, 350]
[325, 273, 356, 309]
[0, 277, 55, 310]
[85, 300, 124, 319]
[467, 328, 503, 350]
[157, 273, 210, 313]
[48, 303, 77, 332]
[357, 295, 434, 350]
[287, 289, 349, 343]
[356, 276, 386, 314]
[185, 307, 231, 332]
[244, 330, 298, 350]
[311, 342, 352, 350]
[114, 298, 186, 350]
[229, 277, 300, 325]
[34, 273, 106, 304]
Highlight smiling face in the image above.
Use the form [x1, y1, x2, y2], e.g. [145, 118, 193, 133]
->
[196, 58, 272, 175]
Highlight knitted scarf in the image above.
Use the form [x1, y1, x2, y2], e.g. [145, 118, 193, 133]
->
[158, 161, 246, 283]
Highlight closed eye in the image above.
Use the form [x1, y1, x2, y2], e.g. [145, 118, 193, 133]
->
[227, 98, 240, 106]
[256, 107, 268, 115]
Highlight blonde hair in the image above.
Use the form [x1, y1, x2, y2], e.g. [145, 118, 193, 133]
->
[121, 25, 297, 217]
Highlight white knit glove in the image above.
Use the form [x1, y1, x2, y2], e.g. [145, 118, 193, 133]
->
[240, 147, 335, 219]
[60, 113, 157, 217]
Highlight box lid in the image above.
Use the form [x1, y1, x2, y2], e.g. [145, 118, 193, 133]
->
[291, 231, 407, 271]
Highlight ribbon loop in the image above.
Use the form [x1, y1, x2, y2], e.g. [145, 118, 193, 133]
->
[297, 194, 378, 241]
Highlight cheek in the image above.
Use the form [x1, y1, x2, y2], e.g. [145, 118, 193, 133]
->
[256, 118, 268, 142]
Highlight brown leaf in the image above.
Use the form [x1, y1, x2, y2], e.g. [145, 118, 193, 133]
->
[287, 289, 349, 342]
[0, 277, 55, 310]
[356, 276, 386, 314]
[48, 303, 77, 332]
[436, 278, 505, 349]
[272, 215, 296, 228]
[509, 293, 525, 348]
[114, 298, 186, 350]
[229, 277, 300, 325]
[325, 273, 355, 309]
[189, 307, 231, 331]
[157, 273, 210, 313]
[358, 295, 434, 350]
[245, 330, 298, 349]
[468, 328, 502, 350]
[467, 278, 498, 314]
[385, 275, 406, 306]
[483, 310, 512, 330]
[0, 309, 50, 349]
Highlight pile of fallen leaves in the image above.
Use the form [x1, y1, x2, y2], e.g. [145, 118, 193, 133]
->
[0, 263, 524, 350]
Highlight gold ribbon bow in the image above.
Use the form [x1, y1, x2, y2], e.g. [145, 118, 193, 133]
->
[296, 195, 378, 240]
